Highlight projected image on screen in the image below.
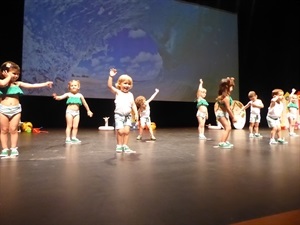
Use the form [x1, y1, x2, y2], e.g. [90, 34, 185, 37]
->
[22, 0, 239, 102]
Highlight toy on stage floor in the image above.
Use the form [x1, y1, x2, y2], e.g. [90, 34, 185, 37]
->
[98, 117, 114, 130]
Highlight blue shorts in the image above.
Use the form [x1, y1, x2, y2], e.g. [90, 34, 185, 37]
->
[114, 113, 132, 129]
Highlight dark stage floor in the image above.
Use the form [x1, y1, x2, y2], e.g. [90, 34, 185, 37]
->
[1, 127, 300, 225]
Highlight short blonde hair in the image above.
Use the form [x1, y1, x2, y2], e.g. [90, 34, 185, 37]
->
[272, 88, 283, 96]
[115, 74, 133, 90]
[248, 91, 257, 98]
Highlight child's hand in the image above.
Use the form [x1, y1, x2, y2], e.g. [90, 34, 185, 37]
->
[109, 68, 117, 77]
[232, 116, 237, 122]
[52, 93, 57, 98]
[46, 81, 53, 88]
[155, 88, 159, 93]
[87, 111, 93, 117]
[1, 70, 12, 78]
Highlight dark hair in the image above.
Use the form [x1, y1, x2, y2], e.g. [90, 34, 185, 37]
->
[1, 61, 20, 73]
[218, 77, 235, 95]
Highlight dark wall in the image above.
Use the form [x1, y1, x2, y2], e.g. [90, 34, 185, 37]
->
[1, 0, 299, 129]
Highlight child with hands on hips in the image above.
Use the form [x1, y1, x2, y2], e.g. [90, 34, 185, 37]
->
[108, 68, 138, 153]
[135, 88, 159, 141]
[53, 80, 93, 144]
[0, 61, 53, 157]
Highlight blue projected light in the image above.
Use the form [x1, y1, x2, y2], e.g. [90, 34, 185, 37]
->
[22, 0, 239, 102]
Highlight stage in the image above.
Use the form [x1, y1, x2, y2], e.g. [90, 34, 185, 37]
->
[1, 127, 299, 225]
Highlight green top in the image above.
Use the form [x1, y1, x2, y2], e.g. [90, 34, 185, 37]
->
[217, 96, 233, 106]
[196, 98, 209, 108]
[66, 96, 82, 105]
[287, 102, 298, 110]
[0, 86, 24, 96]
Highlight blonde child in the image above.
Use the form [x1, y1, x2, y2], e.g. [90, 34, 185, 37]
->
[135, 88, 159, 141]
[215, 77, 237, 148]
[266, 89, 288, 144]
[196, 79, 209, 139]
[286, 88, 299, 136]
[0, 61, 53, 157]
[108, 68, 138, 153]
[241, 91, 264, 138]
[53, 80, 93, 144]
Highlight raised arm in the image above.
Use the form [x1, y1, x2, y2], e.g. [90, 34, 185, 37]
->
[198, 79, 203, 90]
[196, 79, 203, 98]
[107, 68, 118, 94]
[146, 88, 159, 103]
[289, 88, 296, 101]
[0, 71, 12, 87]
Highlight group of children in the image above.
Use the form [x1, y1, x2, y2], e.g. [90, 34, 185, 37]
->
[107, 68, 159, 153]
[0, 62, 159, 157]
[0, 60, 298, 156]
[196, 78, 299, 148]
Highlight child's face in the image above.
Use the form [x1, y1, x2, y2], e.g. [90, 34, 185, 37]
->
[276, 92, 284, 101]
[200, 89, 207, 98]
[69, 81, 80, 93]
[8, 68, 20, 82]
[291, 95, 298, 103]
[249, 95, 257, 101]
[120, 80, 132, 93]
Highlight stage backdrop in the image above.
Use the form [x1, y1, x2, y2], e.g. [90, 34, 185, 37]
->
[22, 0, 239, 102]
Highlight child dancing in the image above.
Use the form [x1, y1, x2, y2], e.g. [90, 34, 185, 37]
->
[108, 68, 138, 153]
[135, 88, 159, 141]
[53, 80, 93, 144]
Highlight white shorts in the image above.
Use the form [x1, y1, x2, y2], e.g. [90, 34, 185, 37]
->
[249, 113, 261, 123]
[266, 116, 280, 128]
[0, 104, 22, 118]
[66, 109, 80, 117]
[140, 116, 151, 126]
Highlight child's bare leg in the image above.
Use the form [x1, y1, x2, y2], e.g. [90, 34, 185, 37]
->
[9, 114, 21, 148]
[71, 115, 80, 139]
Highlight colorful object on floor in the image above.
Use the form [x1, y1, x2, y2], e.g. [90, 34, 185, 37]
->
[21, 122, 33, 133]
[32, 127, 48, 133]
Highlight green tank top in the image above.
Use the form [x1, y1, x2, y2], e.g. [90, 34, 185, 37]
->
[66, 96, 82, 105]
[196, 99, 209, 108]
[287, 102, 298, 110]
[0, 86, 24, 96]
